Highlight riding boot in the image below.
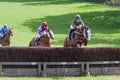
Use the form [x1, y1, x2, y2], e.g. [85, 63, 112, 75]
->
[0, 38, 2, 42]
[0, 36, 4, 42]
[35, 36, 44, 45]
[35, 38, 39, 45]
[68, 29, 75, 40]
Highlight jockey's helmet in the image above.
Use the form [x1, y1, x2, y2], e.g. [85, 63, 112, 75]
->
[41, 22, 48, 30]
[74, 14, 81, 20]
[3, 24, 8, 28]
[42, 22, 48, 27]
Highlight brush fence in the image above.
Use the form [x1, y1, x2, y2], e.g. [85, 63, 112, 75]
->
[0, 47, 119, 76]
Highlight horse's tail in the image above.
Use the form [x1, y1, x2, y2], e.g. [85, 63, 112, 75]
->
[29, 41, 32, 46]
[29, 37, 36, 46]
[63, 37, 67, 47]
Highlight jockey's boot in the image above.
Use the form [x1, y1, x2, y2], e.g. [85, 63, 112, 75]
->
[68, 30, 72, 41]
[0, 37, 3, 40]
[68, 29, 75, 41]
[68, 34, 71, 40]
[0, 38, 1, 42]
[35, 38, 39, 45]
[0, 37, 3, 42]
[35, 36, 44, 45]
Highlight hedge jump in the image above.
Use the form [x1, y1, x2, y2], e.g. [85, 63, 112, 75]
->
[0, 47, 119, 62]
[0, 47, 119, 76]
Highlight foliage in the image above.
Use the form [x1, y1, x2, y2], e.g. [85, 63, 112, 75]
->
[106, 0, 120, 6]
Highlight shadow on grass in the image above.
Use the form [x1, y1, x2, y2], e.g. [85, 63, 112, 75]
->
[22, 10, 120, 34]
[1, 0, 119, 7]
[22, 13, 75, 34]
[0, 0, 108, 6]
[22, 10, 120, 46]
[0, 0, 83, 5]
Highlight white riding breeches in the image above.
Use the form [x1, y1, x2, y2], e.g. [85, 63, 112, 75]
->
[38, 31, 46, 38]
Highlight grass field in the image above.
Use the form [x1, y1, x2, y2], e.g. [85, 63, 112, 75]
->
[0, 1, 119, 79]
[0, 0, 120, 47]
[0, 76, 119, 80]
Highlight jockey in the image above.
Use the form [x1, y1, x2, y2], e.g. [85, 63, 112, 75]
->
[0, 24, 9, 40]
[35, 22, 49, 44]
[68, 14, 85, 40]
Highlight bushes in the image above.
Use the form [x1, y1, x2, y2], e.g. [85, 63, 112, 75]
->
[81, 0, 120, 5]
[81, 0, 107, 3]
[0, 47, 119, 62]
[106, 0, 120, 5]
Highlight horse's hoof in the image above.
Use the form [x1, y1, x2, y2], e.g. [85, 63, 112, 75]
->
[84, 43, 87, 46]
[79, 45, 81, 47]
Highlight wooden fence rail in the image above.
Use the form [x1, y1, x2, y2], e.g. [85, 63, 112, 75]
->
[0, 61, 119, 76]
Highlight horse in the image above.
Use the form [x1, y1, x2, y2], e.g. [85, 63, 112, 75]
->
[64, 26, 91, 48]
[0, 28, 13, 46]
[29, 29, 54, 47]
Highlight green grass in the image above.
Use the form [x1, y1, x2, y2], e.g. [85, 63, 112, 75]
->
[0, 76, 119, 80]
[0, 0, 120, 47]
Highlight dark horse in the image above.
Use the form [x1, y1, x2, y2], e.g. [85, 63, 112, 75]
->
[29, 29, 54, 47]
[64, 26, 91, 48]
[0, 28, 13, 46]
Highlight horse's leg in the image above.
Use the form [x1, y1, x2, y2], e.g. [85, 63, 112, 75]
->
[4, 42, 10, 46]
[79, 44, 82, 47]
[1, 41, 5, 46]
[1, 43, 4, 46]
[1, 42, 9, 46]
[78, 41, 82, 47]
[6, 43, 10, 46]
[84, 41, 88, 46]
[71, 45, 78, 48]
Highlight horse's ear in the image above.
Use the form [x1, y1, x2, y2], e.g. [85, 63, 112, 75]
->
[86, 26, 91, 29]
[47, 29, 50, 32]
[88, 26, 91, 28]
[9, 27, 13, 30]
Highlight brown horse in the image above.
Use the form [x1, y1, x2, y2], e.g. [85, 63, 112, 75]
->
[29, 29, 54, 47]
[0, 28, 13, 46]
[64, 26, 91, 48]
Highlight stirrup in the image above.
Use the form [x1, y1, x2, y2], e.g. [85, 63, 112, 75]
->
[34, 38, 38, 45]
[35, 40, 38, 46]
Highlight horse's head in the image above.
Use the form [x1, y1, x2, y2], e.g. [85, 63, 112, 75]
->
[8, 28, 13, 36]
[37, 29, 54, 47]
[74, 26, 91, 46]
[75, 26, 84, 36]
[83, 26, 91, 42]
[46, 29, 54, 40]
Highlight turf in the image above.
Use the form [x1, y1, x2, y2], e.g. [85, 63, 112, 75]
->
[0, 0, 120, 47]
[0, 76, 119, 80]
